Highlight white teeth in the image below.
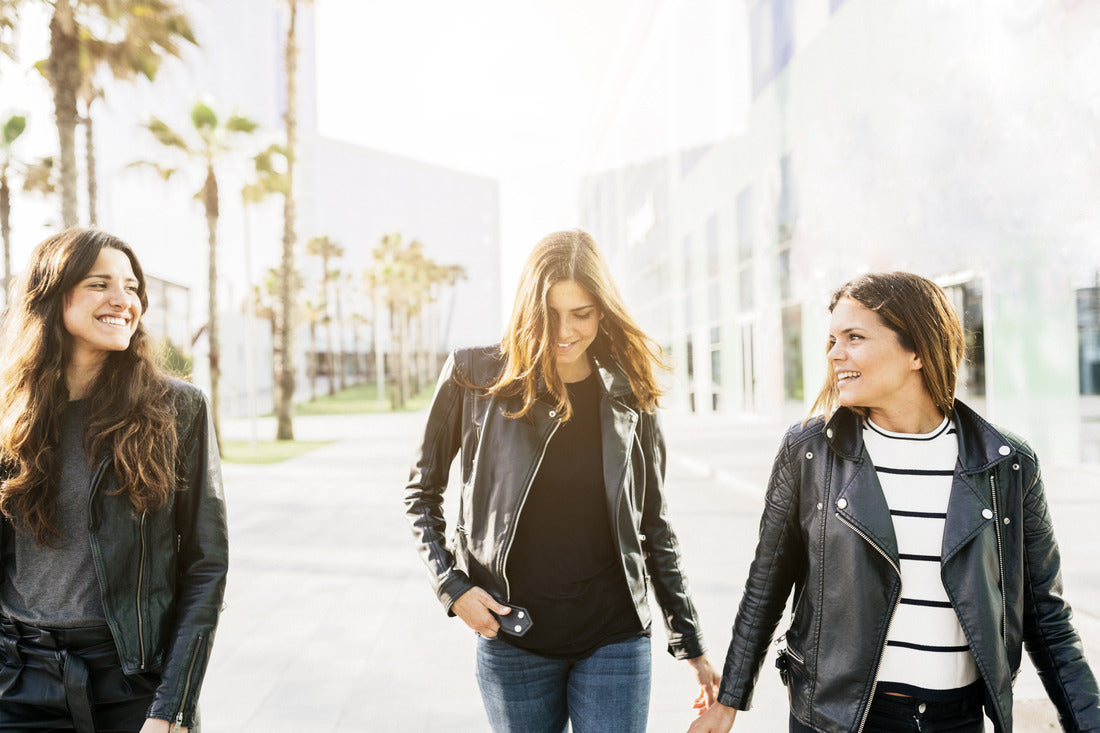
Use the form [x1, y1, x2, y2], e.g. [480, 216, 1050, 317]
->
[836, 371, 860, 380]
[99, 316, 128, 326]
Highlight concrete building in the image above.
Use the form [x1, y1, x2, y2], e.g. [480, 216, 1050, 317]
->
[580, 0, 1100, 463]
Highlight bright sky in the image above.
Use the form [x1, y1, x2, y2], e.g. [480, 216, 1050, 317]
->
[313, 0, 646, 287]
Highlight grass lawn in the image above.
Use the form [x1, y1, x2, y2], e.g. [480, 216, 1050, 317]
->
[294, 381, 435, 416]
[221, 440, 331, 464]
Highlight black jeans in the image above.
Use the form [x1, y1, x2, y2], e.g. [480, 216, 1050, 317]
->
[790, 690, 984, 733]
[0, 618, 158, 733]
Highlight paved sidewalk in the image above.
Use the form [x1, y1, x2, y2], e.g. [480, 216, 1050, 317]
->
[198, 408, 1100, 731]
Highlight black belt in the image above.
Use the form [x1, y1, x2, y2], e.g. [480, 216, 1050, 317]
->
[0, 616, 116, 733]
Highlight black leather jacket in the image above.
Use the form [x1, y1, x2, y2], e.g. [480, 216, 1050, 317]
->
[404, 346, 706, 659]
[0, 379, 229, 729]
[718, 401, 1100, 732]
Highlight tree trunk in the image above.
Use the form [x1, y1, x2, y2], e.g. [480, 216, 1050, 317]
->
[203, 164, 221, 451]
[84, 111, 96, 226]
[275, 0, 299, 440]
[322, 255, 335, 396]
[48, 0, 80, 228]
[1, 164, 10, 306]
[308, 319, 317, 401]
[334, 280, 346, 390]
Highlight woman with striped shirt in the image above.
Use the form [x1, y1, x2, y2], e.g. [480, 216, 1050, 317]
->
[690, 272, 1100, 732]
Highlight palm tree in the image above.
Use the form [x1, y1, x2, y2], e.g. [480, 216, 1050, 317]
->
[134, 101, 259, 447]
[274, 0, 313, 439]
[43, 0, 195, 227]
[0, 114, 25, 304]
[367, 233, 463, 409]
[305, 235, 343, 395]
[0, 1, 20, 62]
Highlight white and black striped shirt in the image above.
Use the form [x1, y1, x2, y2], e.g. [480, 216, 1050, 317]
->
[863, 416, 980, 700]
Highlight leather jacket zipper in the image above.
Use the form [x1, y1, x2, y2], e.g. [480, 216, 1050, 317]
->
[836, 512, 901, 733]
[989, 475, 1007, 642]
[172, 632, 205, 732]
[499, 419, 561, 599]
[136, 510, 147, 669]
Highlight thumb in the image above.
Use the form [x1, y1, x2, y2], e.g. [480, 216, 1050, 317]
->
[492, 602, 511, 615]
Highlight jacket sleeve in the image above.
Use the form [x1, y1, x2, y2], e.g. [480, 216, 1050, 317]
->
[148, 386, 229, 728]
[1017, 446, 1100, 731]
[717, 426, 805, 710]
[638, 409, 706, 660]
[403, 351, 475, 614]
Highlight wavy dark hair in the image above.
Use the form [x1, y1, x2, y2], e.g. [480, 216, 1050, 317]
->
[0, 228, 177, 545]
[484, 229, 668, 421]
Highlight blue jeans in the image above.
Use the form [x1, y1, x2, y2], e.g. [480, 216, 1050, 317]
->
[475, 635, 651, 733]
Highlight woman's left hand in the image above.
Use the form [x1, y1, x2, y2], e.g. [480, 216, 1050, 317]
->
[686, 653, 721, 713]
[139, 718, 187, 733]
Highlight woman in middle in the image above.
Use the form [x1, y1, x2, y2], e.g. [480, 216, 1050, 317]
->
[405, 229, 719, 733]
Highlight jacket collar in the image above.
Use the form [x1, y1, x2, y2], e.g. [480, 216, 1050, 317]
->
[590, 350, 636, 401]
[823, 399, 1016, 473]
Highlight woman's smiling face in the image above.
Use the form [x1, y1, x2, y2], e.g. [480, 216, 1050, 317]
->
[547, 279, 601, 383]
[63, 247, 142, 364]
[826, 297, 928, 420]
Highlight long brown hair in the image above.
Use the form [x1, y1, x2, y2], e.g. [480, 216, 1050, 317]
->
[810, 271, 965, 420]
[485, 229, 667, 421]
[0, 228, 178, 545]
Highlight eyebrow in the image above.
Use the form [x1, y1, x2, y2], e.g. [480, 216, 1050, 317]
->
[84, 272, 138, 281]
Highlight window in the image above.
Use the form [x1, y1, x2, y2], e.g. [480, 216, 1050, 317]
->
[944, 280, 986, 398]
[750, 0, 795, 97]
[1080, 286, 1100, 395]
[782, 304, 803, 401]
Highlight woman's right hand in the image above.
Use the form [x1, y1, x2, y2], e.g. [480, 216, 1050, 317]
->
[451, 586, 512, 637]
[687, 702, 737, 732]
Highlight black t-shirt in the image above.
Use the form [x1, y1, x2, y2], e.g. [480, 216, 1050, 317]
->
[503, 371, 644, 659]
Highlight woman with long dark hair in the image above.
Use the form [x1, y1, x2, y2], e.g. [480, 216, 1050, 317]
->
[0, 228, 228, 732]
[405, 229, 719, 732]
[690, 272, 1100, 732]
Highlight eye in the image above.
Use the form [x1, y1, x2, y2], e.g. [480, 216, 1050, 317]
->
[849, 333, 864, 341]
[575, 311, 593, 320]
[125, 284, 140, 293]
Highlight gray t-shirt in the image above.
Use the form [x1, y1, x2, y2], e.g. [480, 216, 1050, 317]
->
[0, 398, 106, 627]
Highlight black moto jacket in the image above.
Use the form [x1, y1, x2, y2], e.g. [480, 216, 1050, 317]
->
[718, 401, 1100, 732]
[404, 345, 706, 659]
[0, 379, 228, 729]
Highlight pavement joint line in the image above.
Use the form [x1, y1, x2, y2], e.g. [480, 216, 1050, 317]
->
[671, 455, 764, 498]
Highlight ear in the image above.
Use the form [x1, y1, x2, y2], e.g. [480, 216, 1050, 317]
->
[910, 352, 923, 371]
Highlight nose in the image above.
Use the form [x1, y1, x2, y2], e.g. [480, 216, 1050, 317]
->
[826, 340, 843, 361]
[556, 316, 571, 341]
[107, 284, 129, 308]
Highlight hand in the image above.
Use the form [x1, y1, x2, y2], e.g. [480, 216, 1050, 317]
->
[451, 586, 510, 638]
[686, 702, 737, 732]
[138, 719, 187, 733]
[686, 654, 721, 713]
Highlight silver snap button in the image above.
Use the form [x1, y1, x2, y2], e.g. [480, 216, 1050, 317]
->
[1012, 463, 1020, 471]
[918, 702, 927, 714]
[514, 625, 522, 633]
[816, 503, 823, 511]
[826, 428, 833, 439]
[998, 445, 1011, 456]
[805, 451, 813, 459]
[517, 611, 525, 618]
[1003, 517, 1011, 525]
[982, 508, 994, 520]
[837, 498, 848, 510]
[548, 410, 556, 418]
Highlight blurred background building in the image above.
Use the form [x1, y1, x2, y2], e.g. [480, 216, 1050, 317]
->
[580, 0, 1100, 463]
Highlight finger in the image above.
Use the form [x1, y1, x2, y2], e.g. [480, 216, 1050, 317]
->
[703, 683, 718, 706]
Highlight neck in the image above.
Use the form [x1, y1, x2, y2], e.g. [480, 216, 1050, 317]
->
[557, 359, 592, 384]
[66, 353, 106, 400]
[867, 403, 945, 434]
